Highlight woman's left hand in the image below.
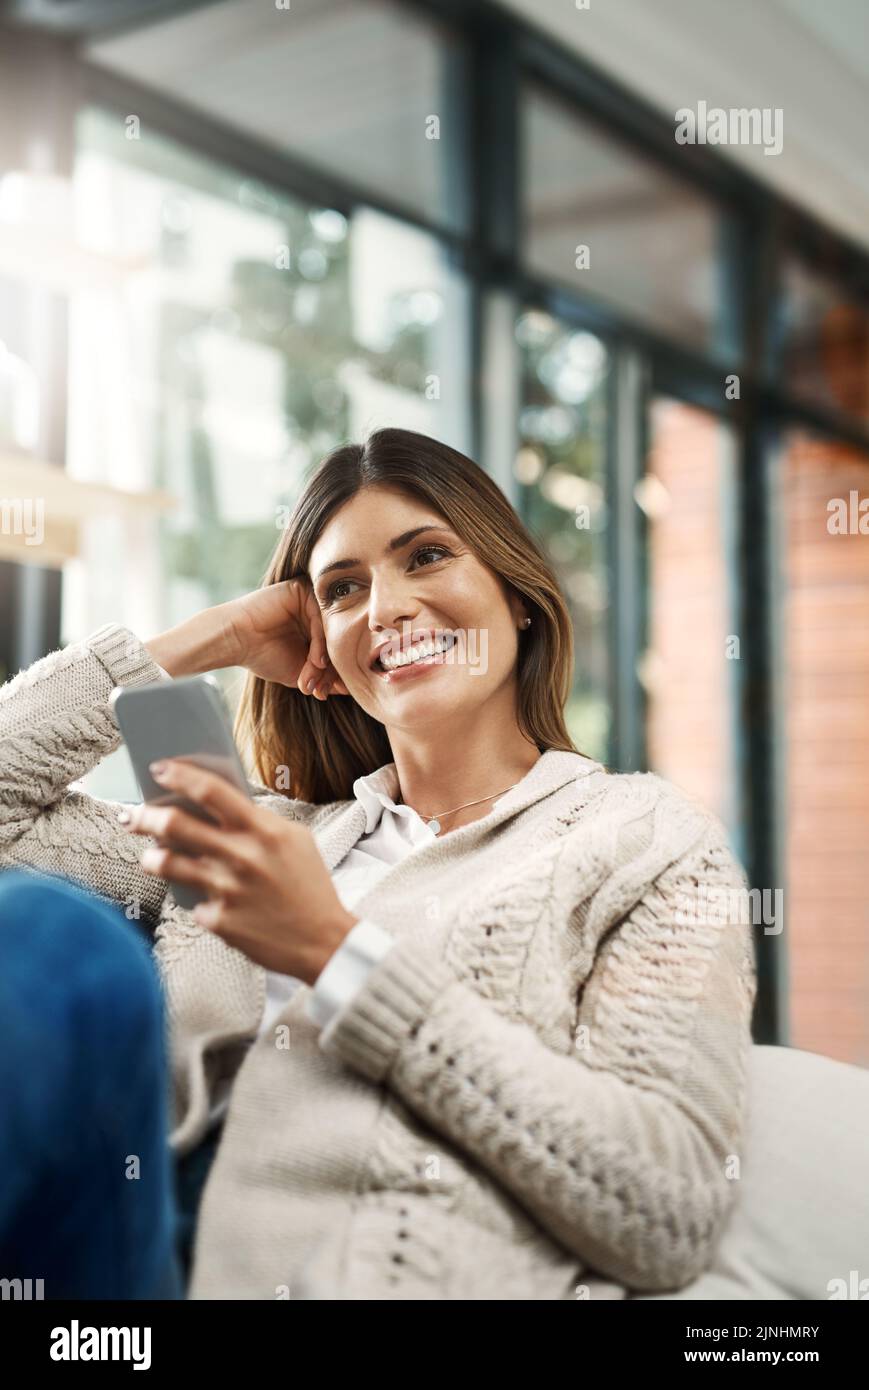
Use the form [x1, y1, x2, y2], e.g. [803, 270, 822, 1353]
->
[120, 758, 358, 985]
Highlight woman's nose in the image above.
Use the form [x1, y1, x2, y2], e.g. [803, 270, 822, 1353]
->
[366, 578, 418, 636]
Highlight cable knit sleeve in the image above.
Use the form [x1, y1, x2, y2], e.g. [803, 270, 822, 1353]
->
[316, 809, 758, 1294]
[0, 623, 176, 923]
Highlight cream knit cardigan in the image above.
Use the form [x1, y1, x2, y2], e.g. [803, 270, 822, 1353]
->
[0, 623, 757, 1301]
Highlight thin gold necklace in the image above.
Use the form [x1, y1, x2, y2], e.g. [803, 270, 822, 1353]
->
[400, 781, 521, 835]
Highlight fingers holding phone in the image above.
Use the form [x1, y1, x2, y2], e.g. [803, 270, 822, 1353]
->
[121, 758, 357, 980]
[110, 677, 255, 911]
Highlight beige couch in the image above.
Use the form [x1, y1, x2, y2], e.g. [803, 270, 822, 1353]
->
[633, 1044, 869, 1300]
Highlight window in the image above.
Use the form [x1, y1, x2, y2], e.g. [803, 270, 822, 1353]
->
[522, 81, 739, 360]
[85, 0, 471, 234]
[515, 310, 610, 762]
[65, 106, 470, 798]
[774, 254, 869, 429]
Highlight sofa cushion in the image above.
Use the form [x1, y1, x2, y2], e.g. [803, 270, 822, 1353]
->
[632, 1044, 869, 1300]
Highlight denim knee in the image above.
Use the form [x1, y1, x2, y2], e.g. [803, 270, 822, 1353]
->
[0, 869, 167, 1111]
[0, 867, 159, 980]
[0, 870, 180, 1300]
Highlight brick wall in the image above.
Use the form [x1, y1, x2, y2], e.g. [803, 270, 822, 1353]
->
[781, 431, 869, 1066]
[645, 398, 735, 832]
[644, 397, 869, 1068]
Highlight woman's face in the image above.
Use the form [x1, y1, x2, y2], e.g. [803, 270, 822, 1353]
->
[308, 485, 527, 733]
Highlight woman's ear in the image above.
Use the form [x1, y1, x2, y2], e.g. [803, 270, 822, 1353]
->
[507, 588, 531, 631]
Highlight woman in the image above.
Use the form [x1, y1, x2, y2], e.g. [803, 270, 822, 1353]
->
[0, 426, 757, 1301]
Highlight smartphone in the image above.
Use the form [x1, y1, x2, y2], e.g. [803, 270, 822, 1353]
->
[109, 674, 252, 910]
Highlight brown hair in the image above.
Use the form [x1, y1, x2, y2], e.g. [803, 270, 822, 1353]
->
[234, 426, 586, 803]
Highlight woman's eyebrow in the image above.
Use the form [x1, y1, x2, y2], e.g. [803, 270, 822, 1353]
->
[313, 525, 452, 583]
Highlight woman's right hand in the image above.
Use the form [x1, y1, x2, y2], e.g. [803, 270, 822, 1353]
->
[224, 579, 348, 700]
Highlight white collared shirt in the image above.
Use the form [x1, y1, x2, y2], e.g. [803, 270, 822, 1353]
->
[207, 759, 437, 1130]
[262, 760, 436, 1042]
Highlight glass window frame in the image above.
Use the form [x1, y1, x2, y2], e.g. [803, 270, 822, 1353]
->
[8, 0, 869, 1049]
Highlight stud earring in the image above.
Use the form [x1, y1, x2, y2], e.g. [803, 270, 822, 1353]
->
[521, 617, 531, 629]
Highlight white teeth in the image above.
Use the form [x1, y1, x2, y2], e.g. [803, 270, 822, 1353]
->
[379, 633, 453, 671]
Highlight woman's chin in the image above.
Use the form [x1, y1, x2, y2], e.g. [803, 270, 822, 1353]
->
[377, 690, 474, 732]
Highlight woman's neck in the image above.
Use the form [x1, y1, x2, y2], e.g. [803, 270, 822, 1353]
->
[391, 733, 542, 836]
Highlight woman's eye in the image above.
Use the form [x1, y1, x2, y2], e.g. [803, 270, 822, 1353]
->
[413, 545, 450, 568]
[324, 545, 450, 603]
[326, 578, 356, 603]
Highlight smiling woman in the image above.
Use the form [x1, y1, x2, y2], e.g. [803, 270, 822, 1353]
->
[0, 424, 757, 1303]
[234, 427, 583, 812]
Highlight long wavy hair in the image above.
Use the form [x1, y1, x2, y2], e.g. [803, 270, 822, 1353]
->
[233, 426, 587, 803]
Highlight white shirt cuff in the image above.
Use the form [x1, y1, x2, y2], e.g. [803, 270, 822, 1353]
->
[306, 918, 395, 1034]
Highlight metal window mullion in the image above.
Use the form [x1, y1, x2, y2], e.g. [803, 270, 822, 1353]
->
[734, 416, 788, 1047]
[606, 345, 648, 774]
[734, 200, 786, 1046]
[469, 24, 520, 487]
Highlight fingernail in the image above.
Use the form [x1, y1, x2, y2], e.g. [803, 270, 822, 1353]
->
[306, 677, 317, 693]
[117, 808, 131, 824]
[150, 760, 168, 778]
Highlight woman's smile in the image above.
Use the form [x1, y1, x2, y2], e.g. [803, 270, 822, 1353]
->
[371, 647, 452, 684]
[370, 629, 459, 684]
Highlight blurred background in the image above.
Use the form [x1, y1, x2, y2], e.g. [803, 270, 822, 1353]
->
[0, 0, 867, 1066]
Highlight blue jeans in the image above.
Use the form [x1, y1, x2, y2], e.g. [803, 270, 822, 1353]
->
[0, 868, 222, 1300]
